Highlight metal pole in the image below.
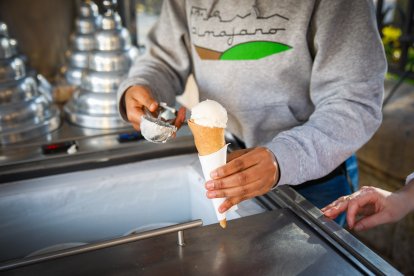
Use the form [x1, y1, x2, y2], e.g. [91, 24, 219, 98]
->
[177, 230, 185, 246]
[0, 219, 203, 271]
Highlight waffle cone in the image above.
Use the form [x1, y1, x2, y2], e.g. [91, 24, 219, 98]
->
[188, 119, 225, 156]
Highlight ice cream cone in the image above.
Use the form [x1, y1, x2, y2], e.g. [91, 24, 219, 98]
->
[188, 119, 227, 228]
[188, 119, 225, 156]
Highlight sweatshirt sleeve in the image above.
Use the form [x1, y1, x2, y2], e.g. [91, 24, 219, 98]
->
[266, 0, 387, 186]
[117, 0, 191, 121]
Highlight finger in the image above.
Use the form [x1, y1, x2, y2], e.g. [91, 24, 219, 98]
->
[346, 193, 378, 229]
[206, 180, 260, 199]
[321, 198, 343, 212]
[212, 150, 260, 179]
[218, 191, 257, 213]
[205, 164, 261, 191]
[131, 122, 140, 132]
[134, 89, 158, 112]
[227, 149, 253, 162]
[323, 200, 350, 219]
[173, 107, 187, 129]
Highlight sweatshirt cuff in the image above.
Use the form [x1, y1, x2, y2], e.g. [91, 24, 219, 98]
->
[265, 138, 300, 186]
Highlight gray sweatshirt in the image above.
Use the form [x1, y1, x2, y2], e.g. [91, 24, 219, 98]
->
[117, 0, 387, 186]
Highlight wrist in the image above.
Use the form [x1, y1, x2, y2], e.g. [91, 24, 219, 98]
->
[266, 148, 280, 189]
[396, 181, 414, 215]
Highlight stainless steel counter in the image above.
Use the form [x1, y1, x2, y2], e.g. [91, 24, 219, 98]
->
[0, 185, 400, 275]
[0, 120, 195, 183]
[0, 119, 402, 275]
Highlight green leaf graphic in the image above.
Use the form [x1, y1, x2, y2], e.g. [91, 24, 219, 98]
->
[220, 41, 292, 60]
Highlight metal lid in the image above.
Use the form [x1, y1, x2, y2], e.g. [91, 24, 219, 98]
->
[98, 11, 123, 31]
[70, 33, 95, 51]
[75, 17, 98, 35]
[0, 37, 18, 59]
[67, 50, 90, 68]
[99, 0, 122, 30]
[64, 99, 129, 129]
[81, 69, 127, 93]
[0, 105, 60, 145]
[94, 28, 131, 51]
[94, 1, 131, 51]
[64, 66, 84, 86]
[0, 76, 38, 104]
[68, 89, 118, 115]
[0, 56, 26, 83]
[79, 1, 99, 18]
[88, 50, 131, 72]
[0, 94, 51, 128]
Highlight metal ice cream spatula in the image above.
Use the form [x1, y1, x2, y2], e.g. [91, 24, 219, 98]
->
[140, 102, 178, 143]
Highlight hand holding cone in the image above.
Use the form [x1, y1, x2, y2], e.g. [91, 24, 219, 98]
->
[188, 100, 228, 228]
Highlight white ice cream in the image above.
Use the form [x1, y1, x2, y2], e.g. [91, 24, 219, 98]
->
[190, 99, 228, 128]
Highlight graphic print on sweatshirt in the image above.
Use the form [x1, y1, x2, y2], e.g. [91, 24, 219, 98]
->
[190, 1, 292, 61]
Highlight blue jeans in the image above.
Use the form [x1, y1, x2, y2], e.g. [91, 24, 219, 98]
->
[292, 155, 358, 226]
[345, 154, 359, 193]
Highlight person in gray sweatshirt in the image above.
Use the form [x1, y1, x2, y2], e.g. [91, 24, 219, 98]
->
[117, 0, 387, 225]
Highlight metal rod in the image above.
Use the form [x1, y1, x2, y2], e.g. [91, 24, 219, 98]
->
[177, 230, 185, 246]
[0, 219, 203, 271]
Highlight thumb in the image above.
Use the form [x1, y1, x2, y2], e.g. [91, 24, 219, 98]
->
[173, 107, 187, 129]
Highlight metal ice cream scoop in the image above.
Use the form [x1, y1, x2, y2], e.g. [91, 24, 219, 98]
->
[140, 102, 178, 143]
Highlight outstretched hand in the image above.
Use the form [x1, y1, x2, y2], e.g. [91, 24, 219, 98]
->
[205, 147, 279, 213]
[322, 186, 411, 231]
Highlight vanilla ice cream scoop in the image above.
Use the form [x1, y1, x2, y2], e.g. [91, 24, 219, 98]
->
[190, 99, 227, 128]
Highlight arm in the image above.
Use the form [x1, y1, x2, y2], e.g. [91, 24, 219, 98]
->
[205, 0, 387, 213]
[322, 176, 414, 231]
[117, 0, 191, 129]
[268, 0, 387, 185]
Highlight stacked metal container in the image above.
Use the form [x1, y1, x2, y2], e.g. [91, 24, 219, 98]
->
[64, 0, 139, 129]
[0, 22, 60, 145]
[64, 1, 100, 86]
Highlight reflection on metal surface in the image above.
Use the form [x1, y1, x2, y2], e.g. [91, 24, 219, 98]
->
[0, 220, 203, 271]
[0, 76, 38, 104]
[0, 56, 25, 82]
[270, 186, 401, 276]
[0, 207, 401, 275]
[140, 103, 178, 143]
[0, 107, 61, 145]
[0, 22, 60, 145]
[177, 230, 185, 246]
[64, 1, 99, 86]
[64, 1, 139, 129]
